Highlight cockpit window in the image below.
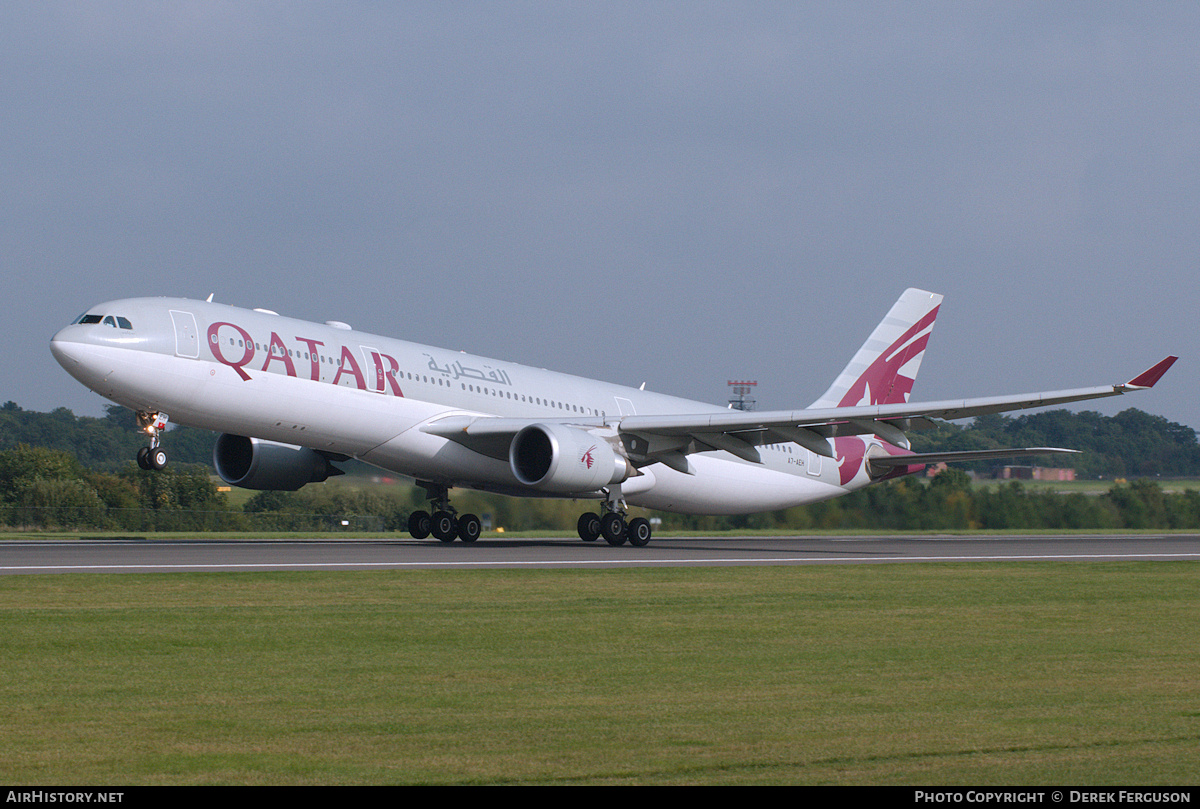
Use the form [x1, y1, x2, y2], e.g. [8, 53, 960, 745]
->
[74, 313, 133, 329]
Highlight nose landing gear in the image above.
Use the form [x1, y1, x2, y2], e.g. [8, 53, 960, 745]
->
[135, 411, 170, 471]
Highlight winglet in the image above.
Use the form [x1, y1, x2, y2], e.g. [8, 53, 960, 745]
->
[1125, 356, 1178, 390]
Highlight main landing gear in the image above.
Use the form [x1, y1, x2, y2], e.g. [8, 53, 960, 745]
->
[406, 483, 653, 547]
[575, 487, 652, 547]
[135, 411, 170, 471]
[407, 482, 482, 543]
[576, 511, 652, 547]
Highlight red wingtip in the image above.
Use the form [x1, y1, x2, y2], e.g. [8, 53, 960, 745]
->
[1127, 356, 1178, 389]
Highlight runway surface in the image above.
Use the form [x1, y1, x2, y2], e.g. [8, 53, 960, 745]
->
[2, 533, 1200, 574]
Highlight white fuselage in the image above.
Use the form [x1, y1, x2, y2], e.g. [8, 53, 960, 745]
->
[51, 297, 868, 514]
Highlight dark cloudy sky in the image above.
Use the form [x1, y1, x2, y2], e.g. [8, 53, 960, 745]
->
[5, 3, 1196, 431]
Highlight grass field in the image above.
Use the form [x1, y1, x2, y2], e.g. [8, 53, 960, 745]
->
[2, 563, 1198, 785]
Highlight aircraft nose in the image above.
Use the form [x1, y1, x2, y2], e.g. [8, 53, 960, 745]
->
[49, 325, 118, 394]
[50, 327, 72, 362]
[49, 326, 89, 370]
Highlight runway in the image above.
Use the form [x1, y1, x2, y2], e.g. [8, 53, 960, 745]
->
[2, 533, 1200, 574]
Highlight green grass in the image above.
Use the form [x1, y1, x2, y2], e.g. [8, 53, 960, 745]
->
[1, 564, 1198, 785]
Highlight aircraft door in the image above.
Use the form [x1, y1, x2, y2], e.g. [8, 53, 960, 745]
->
[170, 310, 199, 358]
[360, 346, 387, 393]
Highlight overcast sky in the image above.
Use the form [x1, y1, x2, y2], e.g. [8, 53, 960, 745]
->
[4, 3, 1196, 432]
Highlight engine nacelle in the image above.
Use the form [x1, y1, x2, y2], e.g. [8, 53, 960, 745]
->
[509, 423, 631, 493]
[213, 434, 340, 491]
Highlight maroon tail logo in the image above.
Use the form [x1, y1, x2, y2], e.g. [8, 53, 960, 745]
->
[837, 306, 938, 409]
[582, 446, 596, 469]
[835, 306, 938, 485]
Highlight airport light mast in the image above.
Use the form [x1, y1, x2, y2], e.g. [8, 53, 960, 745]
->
[727, 380, 757, 411]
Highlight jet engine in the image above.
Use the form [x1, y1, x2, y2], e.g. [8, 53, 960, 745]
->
[509, 423, 631, 493]
[213, 434, 342, 491]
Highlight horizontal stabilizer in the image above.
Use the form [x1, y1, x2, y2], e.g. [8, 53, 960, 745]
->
[868, 447, 1080, 467]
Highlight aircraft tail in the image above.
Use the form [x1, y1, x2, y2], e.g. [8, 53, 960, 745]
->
[809, 288, 943, 409]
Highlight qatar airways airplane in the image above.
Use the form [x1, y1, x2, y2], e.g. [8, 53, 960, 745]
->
[50, 288, 1175, 546]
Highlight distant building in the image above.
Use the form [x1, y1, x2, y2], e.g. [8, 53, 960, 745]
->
[1000, 466, 1076, 481]
[926, 463, 976, 480]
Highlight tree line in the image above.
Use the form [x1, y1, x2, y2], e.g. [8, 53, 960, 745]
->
[909, 408, 1200, 478]
[7, 401, 1200, 478]
[672, 468, 1200, 532]
[2, 401, 1199, 531]
[0, 443, 235, 531]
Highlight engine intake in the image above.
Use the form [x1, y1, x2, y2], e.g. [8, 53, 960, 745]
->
[213, 434, 341, 491]
[510, 423, 630, 493]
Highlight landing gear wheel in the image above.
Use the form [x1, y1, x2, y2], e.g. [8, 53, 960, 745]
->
[457, 514, 482, 543]
[601, 512, 627, 546]
[431, 510, 458, 542]
[627, 517, 652, 547]
[577, 512, 601, 542]
[136, 446, 151, 470]
[148, 448, 168, 471]
[408, 510, 432, 539]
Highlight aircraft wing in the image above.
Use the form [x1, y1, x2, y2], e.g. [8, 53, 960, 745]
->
[616, 356, 1178, 469]
[423, 357, 1176, 470]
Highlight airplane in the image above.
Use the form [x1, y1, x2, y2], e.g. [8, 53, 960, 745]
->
[50, 288, 1176, 546]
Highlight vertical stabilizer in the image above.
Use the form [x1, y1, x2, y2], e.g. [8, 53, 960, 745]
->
[810, 288, 942, 409]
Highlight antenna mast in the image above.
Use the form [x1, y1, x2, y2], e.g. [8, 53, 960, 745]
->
[727, 380, 757, 411]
